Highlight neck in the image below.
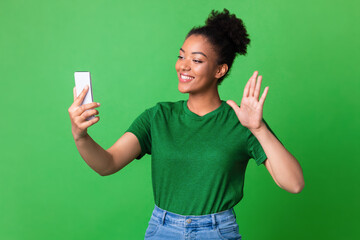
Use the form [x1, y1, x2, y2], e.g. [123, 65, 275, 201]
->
[187, 88, 222, 116]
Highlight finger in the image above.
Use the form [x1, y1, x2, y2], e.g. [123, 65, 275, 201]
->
[69, 86, 78, 110]
[74, 102, 100, 116]
[73, 87, 76, 102]
[75, 85, 89, 105]
[243, 77, 251, 98]
[226, 100, 240, 113]
[254, 75, 262, 101]
[249, 71, 258, 97]
[80, 116, 100, 129]
[80, 109, 99, 121]
[259, 86, 269, 106]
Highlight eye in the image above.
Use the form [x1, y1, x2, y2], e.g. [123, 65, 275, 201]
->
[177, 55, 184, 60]
[193, 59, 203, 63]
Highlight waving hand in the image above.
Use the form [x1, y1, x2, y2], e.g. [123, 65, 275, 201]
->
[226, 71, 269, 131]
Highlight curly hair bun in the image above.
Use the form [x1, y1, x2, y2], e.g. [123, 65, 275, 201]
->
[205, 8, 250, 55]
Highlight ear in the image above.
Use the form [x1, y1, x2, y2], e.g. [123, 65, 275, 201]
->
[215, 63, 228, 79]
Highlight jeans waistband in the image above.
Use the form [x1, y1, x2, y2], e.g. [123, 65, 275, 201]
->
[151, 204, 237, 227]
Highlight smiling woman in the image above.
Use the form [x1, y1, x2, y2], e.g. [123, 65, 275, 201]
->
[176, 35, 221, 94]
[179, 9, 250, 86]
[69, 7, 303, 240]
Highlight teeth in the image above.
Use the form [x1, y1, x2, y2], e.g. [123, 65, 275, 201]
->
[181, 74, 194, 80]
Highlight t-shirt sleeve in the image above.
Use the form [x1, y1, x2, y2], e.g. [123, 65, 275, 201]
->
[125, 107, 155, 160]
[247, 118, 283, 166]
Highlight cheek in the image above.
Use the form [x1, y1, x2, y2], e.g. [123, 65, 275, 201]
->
[193, 64, 210, 77]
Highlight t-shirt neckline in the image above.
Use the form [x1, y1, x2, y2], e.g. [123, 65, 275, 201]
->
[183, 99, 226, 120]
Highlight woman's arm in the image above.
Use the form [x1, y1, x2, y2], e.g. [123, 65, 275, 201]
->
[73, 133, 114, 176]
[73, 132, 141, 176]
[69, 86, 141, 176]
[251, 122, 304, 193]
[226, 71, 304, 194]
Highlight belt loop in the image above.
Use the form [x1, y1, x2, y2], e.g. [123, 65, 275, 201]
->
[211, 214, 216, 230]
[232, 208, 237, 219]
[161, 209, 167, 226]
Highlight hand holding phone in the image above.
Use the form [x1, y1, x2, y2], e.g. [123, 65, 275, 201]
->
[68, 72, 100, 141]
[74, 72, 95, 121]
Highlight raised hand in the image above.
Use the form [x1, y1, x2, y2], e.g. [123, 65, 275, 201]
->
[226, 71, 269, 131]
[68, 85, 100, 141]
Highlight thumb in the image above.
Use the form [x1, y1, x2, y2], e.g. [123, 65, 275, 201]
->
[226, 100, 240, 113]
[73, 87, 76, 102]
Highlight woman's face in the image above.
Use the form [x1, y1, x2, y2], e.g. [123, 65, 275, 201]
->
[175, 34, 223, 94]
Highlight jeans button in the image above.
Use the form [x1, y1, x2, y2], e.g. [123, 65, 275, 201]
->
[186, 219, 192, 224]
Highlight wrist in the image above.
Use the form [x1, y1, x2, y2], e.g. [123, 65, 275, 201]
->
[73, 132, 89, 143]
[249, 121, 267, 135]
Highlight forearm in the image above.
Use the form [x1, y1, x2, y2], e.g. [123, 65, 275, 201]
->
[251, 122, 304, 193]
[74, 133, 114, 176]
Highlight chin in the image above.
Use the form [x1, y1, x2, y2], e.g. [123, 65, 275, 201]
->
[178, 87, 189, 94]
[178, 83, 193, 94]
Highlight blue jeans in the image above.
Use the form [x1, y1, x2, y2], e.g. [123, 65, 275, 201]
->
[144, 205, 242, 240]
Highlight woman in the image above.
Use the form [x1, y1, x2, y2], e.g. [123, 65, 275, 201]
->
[68, 8, 304, 240]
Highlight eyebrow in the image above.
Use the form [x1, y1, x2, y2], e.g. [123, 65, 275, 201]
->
[180, 48, 207, 58]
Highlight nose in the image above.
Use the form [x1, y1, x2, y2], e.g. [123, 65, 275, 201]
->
[180, 59, 191, 71]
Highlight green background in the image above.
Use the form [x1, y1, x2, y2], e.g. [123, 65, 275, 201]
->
[1, 0, 359, 239]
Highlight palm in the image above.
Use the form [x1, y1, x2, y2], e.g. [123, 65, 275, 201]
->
[226, 71, 269, 131]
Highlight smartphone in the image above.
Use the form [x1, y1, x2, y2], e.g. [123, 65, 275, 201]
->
[74, 71, 95, 121]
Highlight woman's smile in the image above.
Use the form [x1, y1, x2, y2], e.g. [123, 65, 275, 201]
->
[178, 73, 195, 83]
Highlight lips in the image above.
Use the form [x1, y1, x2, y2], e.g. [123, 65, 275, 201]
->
[181, 73, 195, 78]
[179, 73, 195, 82]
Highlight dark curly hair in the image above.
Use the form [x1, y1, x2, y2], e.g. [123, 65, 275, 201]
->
[185, 8, 250, 85]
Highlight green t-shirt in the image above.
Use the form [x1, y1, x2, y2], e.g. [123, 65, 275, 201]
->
[125, 99, 281, 215]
